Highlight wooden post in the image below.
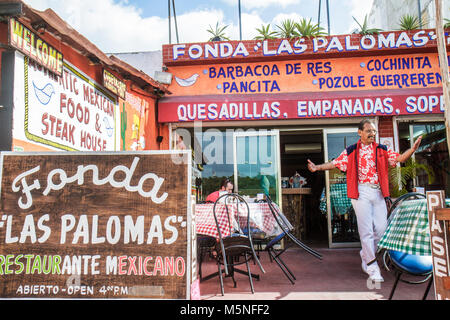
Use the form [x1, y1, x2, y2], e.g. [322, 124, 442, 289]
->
[435, 0, 450, 157]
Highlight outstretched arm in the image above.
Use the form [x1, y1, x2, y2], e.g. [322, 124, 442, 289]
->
[307, 159, 336, 172]
[396, 136, 422, 163]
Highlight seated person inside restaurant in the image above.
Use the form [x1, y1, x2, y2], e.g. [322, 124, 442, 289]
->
[205, 178, 234, 202]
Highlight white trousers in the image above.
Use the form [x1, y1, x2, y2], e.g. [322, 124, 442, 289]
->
[351, 184, 388, 266]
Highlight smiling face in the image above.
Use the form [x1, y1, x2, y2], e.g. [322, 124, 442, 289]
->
[358, 122, 377, 145]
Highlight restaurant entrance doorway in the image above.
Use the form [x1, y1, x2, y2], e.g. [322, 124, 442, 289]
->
[323, 128, 360, 248]
[279, 129, 327, 244]
[278, 127, 362, 247]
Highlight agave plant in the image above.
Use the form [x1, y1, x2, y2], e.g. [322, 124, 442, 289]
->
[353, 15, 382, 35]
[295, 18, 327, 38]
[207, 22, 230, 41]
[398, 14, 427, 30]
[389, 158, 435, 198]
[254, 24, 278, 40]
[444, 18, 450, 29]
[275, 19, 300, 39]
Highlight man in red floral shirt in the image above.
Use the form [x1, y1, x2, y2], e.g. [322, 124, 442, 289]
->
[307, 120, 421, 282]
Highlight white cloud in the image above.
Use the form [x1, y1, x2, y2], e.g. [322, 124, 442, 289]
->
[221, 0, 301, 9]
[22, 0, 273, 51]
[231, 12, 265, 40]
[271, 12, 304, 25]
[23, 0, 159, 52]
[347, 0, 374, 32]
[21, 0, 375, 53]
[22, 0, 230, 52]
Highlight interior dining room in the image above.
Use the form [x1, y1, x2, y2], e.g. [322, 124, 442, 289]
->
[279, 129, 327, 245]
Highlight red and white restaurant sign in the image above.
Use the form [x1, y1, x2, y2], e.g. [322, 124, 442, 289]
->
[158, 89, 444, 123]
[12, 51, 118, 151]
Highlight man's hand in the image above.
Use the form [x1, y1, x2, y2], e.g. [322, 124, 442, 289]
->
[307, 159, 318, 172]
[397, 135, 423, 163]
[412, 135, 422, 151]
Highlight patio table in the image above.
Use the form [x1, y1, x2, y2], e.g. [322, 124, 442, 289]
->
[377, 198, 450, 256]
[195, 202, 290, 239]
[319, 183, 352, 215]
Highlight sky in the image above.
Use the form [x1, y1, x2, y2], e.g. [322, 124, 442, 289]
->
[22, 0, 374, 53]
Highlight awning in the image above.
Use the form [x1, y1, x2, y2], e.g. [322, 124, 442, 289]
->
[158, 87, 444, 123]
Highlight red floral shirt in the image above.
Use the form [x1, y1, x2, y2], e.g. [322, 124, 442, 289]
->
[332, 143, 399, 184]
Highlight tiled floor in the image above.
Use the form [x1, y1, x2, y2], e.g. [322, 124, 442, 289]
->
[198, 244, 434, 300]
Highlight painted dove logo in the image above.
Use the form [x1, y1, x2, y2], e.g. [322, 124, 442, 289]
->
[174, 73, 199, 87]
[32, 81, 55, 105]
[103, 116, 114, 137]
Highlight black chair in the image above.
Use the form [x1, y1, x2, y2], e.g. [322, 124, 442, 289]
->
[212, 193, 265, 295]
[377, 192, 434, 300]
[265, 195, 322, 284]
[196, 200, 216, 281]
[197, 235, 217, 281]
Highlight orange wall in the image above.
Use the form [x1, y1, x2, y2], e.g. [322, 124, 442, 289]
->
[166, 53, 445, 97]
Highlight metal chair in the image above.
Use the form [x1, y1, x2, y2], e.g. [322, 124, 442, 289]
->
[265, 195, 322, 284]
[196, 200, 216, 281]
[212, 193, 265, 295]
[197, 235, 217, 281]
[378, 192, 434, 300]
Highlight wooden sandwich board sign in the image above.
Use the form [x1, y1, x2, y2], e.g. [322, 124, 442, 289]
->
[0, 151, 192, 299]
[426, 191, 450, 300]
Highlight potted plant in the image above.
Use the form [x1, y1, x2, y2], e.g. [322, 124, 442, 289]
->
[295, 18, 327, 38]
[398, 14, 427, 30]
[254, 23, 278, 40]
[352, 14, 383, 35]
[275, 19, 300, 39]
[388, 158, 435, 198]
[207, 22, 230, 41]
[444, 18, 450, 29]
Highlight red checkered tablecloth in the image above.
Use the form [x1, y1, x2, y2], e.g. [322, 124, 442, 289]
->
[195, 202, 288, 239]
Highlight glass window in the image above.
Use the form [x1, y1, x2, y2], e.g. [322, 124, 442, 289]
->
[397, 121, 449, 197]
[175, 127, 281, 203]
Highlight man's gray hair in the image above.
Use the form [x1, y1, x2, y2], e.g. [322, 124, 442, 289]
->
[358, 119, 374, 130]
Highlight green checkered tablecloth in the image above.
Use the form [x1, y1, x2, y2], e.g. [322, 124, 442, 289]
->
[319, 183, 352, 216]
[377, 198, 450, 256]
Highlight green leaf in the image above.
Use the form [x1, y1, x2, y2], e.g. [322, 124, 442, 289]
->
[275, 19, 300, 40]
[295, 18, 327, 38]
[254, 23, 277, 40]
[398, 14, 427, 30]
[207, 22, 230, 41]
[352, 15, 382, 35]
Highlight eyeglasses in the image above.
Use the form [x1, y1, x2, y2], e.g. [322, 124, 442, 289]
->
[364, 129, 377, 134]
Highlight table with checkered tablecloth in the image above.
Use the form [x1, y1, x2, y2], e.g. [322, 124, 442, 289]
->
[377, 198, 450, 256]
[195, 202, 289, 239]
[319, 183, 353, 215]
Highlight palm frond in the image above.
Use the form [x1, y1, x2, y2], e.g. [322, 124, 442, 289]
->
[398, 14, 427, 30]
[444, 18, 450, 29]
[275, 19, 300, 40]
[254, 24, 277, 40]
[352, 15, 382, 35]
[389, 158, 435, 197]
[295, 18, 327, 38]
[207, 22, 230, 41]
